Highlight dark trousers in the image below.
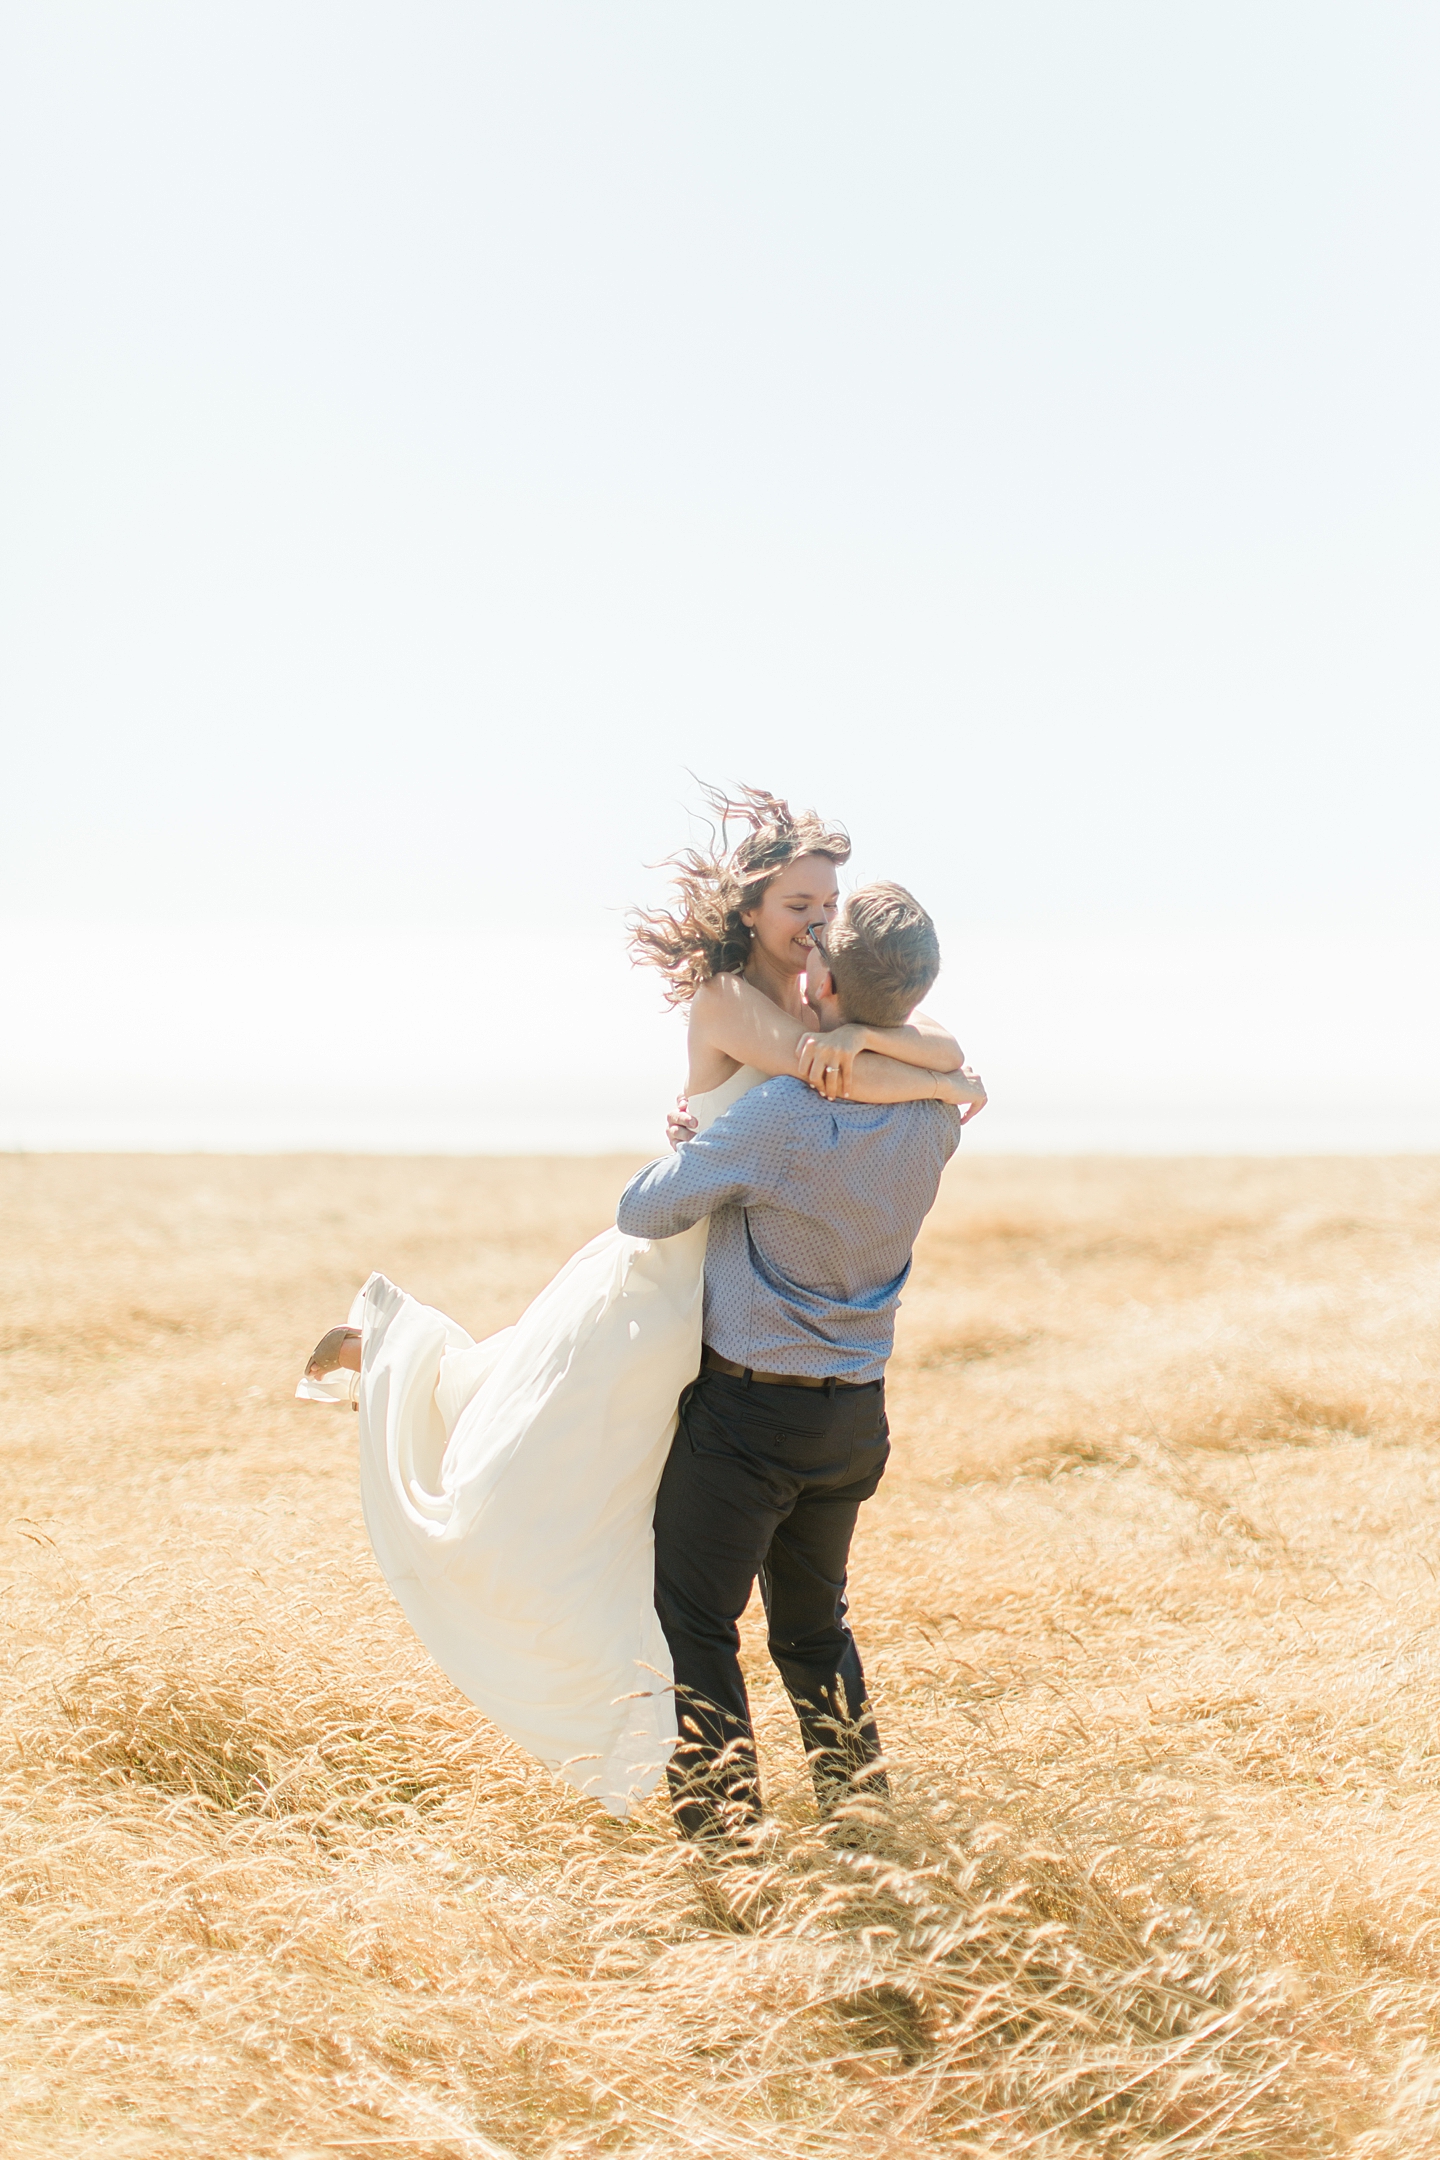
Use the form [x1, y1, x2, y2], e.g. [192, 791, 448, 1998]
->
[652, 1366, 890, 1842]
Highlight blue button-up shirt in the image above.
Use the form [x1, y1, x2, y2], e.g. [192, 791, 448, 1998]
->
[616, 1076, 962, 1383]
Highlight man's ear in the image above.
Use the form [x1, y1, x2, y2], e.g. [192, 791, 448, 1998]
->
[804, 945, 837, 1008]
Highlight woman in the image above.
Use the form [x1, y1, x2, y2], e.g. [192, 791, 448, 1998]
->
[300, 787, 980, 1814]
[636, 784, 974, 1120]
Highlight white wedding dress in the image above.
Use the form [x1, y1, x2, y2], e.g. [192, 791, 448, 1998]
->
[299, 1065, 763, 1815]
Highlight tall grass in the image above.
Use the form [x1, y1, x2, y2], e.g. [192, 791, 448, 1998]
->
[2, 1151, 1439, 2154]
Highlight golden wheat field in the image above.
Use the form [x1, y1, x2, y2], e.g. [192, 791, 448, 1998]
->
[4, 1148, 1440, 2158]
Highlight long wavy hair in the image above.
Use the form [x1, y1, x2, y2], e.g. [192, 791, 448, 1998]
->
[629, 782, 852, 1006]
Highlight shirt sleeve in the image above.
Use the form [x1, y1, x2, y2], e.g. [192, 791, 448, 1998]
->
[616, 1089, 795, 1240]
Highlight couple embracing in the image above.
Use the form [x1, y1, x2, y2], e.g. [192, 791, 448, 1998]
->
[301, 786, 985, 1845]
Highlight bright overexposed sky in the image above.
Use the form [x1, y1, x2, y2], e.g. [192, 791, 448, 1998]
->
[3, 4, 1437, 1153]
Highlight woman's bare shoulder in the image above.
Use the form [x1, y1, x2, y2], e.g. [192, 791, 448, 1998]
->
[688, 971, 746, 1029]
[683, 983, 733, 1092]
[693, 970, 746, 1003]
[684, 975, 753, 1091]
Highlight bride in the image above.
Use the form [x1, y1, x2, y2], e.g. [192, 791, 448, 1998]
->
[299, 786, 979, 1814]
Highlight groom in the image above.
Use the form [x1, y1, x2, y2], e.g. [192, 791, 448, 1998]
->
[616, 882, 981, 1844]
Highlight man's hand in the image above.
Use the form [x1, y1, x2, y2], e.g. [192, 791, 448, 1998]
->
[666, 1095, 699, 1150]
[938, 1065, 988, 1124]
[795, 1023, 870, 1100]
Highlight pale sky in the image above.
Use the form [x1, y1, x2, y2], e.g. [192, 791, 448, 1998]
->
[3, 4, 1437, 1153]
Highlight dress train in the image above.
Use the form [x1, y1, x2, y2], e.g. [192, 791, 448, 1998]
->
[299, 1065, 761, 1814]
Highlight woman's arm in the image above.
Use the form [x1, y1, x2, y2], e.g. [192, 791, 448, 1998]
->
[887, 1007, 964, 1069]
[794, 1008, 961, 1097]
[843, 1051, 986, 1113]
[690, 974, 964, 1105]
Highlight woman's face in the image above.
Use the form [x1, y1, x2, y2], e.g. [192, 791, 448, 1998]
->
[742, 852, 841, 976]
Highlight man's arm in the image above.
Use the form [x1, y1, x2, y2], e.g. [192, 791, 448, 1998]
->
[617, 1089, 793, 1240]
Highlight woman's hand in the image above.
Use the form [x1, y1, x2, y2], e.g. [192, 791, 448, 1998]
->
[795, 1023, 870, 1099]
[935, 1065, 988, 1123]
[666, 1095, 699, 1150]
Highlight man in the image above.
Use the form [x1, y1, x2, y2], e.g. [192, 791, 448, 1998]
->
[616, 882, 984, 1843]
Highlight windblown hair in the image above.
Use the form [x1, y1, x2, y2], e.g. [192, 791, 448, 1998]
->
[826, 881, 941, 1028]
[629, 783, 852, 1005]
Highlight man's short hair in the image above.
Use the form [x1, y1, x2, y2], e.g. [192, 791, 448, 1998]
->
[827, 881, 941, 1027]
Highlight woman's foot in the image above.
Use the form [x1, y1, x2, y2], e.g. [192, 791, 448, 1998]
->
[305, 1325, 362, 1378]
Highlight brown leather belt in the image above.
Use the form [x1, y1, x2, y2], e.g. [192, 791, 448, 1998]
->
[701, 1347, 877, 1392]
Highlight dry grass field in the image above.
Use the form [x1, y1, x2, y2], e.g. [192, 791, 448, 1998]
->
[3, 1149, 1440, 2158]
